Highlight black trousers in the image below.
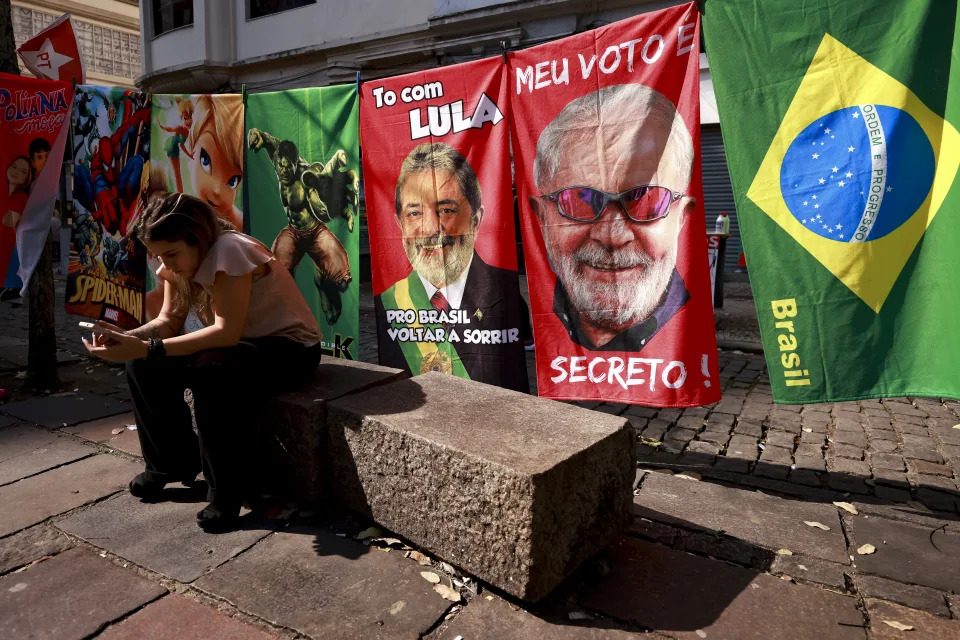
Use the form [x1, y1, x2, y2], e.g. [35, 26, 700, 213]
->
[126, 337, 322, 506]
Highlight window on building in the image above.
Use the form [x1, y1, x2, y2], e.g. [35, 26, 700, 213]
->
[249, 0, 316, 20]
[152, 0, 194, 37]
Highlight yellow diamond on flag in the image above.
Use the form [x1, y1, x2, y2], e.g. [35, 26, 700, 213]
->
[747, 34, 960, 312]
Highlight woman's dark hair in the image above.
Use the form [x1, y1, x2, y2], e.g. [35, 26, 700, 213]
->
[135, 192, 222, 262]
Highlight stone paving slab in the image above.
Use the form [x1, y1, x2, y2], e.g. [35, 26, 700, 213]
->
[0, 524, 74, 574]
[435, 594, 657, 639]
[847, 515, 960, 593]
[853, 574, 950, 617]
[0, 425, 95, 486]
[0, 344, 79, 370]
[2, 393, 131, 428]
[62, 412, 142, 457]
[865, 599, 960, 639]
[195, 527, 450, 640]
[578, 537, 865, 639]
[56, 492, 275, 583]
[98, 594, 279, 640]
[0, 453, 140, 537]
[0, 547, 165, 640]
[635, 472, 849, 564]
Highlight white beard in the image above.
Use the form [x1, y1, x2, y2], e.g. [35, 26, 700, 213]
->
[544, 229, 677, 332]
[405, 231, 475, 288]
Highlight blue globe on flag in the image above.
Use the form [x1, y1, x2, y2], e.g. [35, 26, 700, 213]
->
[779, 105, 934, 242]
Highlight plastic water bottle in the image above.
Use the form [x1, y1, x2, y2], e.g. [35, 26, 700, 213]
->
[714, 212, 730, 234]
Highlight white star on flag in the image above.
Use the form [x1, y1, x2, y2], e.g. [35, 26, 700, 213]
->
[831, 166, 839, 173]
[845, 172, 853, 178]
[824, 128, 831, 134]
[852, 112, 860, 119]
[18, 38, 73, 78]
[836, 224, 843, 230]
[816, 214, 822, 220]
[839, 233, 845, 239]
[803, 201, 808, 206]
[814, 204, 820, 208]
[802, 218, 807, 223]
[812, 153, 820, 159]
[848, 146, 855, 152]
[838, 180, 846, 187]
[818, 178, 826, 184]
[887, 186, 893, 192]
[812, 195, 817, 199]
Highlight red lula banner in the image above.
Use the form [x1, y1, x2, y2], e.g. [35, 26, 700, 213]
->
[0, 73, 72, 294]
[361, 56, 529, 392]
[509, 3, 720, 406]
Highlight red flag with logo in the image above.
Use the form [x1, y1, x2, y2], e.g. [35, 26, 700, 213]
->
[17, 13, 85, 84]
[508, 3, 720, 406]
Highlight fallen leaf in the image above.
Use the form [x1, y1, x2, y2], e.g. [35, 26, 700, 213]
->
[440, 561, 456, 575]
[389, 600, 405, 615]
[126, 425, 137, 431]
[781, 575, 794, 582]
[372, 537, 406, 548]
[407, 550, 433, 566]
[485, 595, 494, 600]
[952, 424, 960, 430]
[640, 437, 662, 447]
[111, 427, 125, 435]
[804, 521, 831, 531]
[568, 611, 592, 620]
[857, 544, 876, 555]
[802, 428, 813, 433]
[434, 584, 461, 602]
[833, 501, 859, 515]
[354, 526, 383, 540]
[421, 571, 441, 584]
[797, 564, 808, 571]
[676, 472, 702, 481]
[776, 549, 793, 555]
[696, 631, 708, 639]
[882, 621, 914, 631]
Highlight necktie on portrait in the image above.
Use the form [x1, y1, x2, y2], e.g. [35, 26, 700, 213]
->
[431, 290, 452, 314]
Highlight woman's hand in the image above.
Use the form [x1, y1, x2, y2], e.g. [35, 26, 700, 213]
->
[82, 321, 147, 362]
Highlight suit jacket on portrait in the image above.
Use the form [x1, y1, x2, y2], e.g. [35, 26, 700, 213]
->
[375, 251, 530, 393]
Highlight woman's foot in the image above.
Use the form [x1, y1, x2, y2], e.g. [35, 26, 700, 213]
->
[196, 501, 240, 532]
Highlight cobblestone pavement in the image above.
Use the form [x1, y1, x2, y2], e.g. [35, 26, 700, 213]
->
[0, 277, 958, 638]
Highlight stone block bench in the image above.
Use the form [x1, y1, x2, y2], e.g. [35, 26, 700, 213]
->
[257, 359, 406, 504]
[327, 372, 635, 601]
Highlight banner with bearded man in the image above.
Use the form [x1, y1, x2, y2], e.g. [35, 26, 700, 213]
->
[509, 4, 720, 406]
[361, 57, 528, 392]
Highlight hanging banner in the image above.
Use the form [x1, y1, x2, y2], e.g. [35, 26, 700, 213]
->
[361, 57, 528, 392]
[148, 93, 244, 319]
[509, 4, 719, 406]
[0, 73, 72, 294]
[244, 86, 360, 359]
[67, 85, 149, 328]
[17, 13, 85, 84]
[704, 0, 960, 402]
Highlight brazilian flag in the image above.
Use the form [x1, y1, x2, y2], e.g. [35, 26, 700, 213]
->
[704, 0, 960, 403]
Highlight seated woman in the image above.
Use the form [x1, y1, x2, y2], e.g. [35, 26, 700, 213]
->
[83, 192, 323, 531]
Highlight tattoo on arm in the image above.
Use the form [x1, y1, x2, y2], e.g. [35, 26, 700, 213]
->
[128, 318, 176, 340]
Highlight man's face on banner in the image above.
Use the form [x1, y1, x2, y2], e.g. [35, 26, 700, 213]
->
[533, 113, 693, 343]
[397, 169, 482, 288]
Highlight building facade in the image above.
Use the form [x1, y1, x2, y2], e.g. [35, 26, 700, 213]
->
[138, 0, 740, 270]
[12, 0, 142, 87]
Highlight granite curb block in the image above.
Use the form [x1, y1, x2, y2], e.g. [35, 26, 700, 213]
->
[257, 359, 406, 504]
[327, 372, 635, 601]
